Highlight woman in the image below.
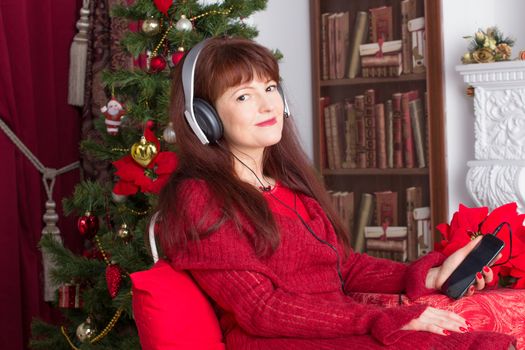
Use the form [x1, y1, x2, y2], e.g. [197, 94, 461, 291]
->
[157, 36, 516, 349]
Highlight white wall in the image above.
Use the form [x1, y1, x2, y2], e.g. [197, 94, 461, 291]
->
[442, 0, 525, 218]
[251, 0, 313, 159]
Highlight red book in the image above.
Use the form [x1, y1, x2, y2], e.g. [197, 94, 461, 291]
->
[401, 90, 419, 168]
[319, 96, 331, 169]
[369, 6, 393, 42]
[364, 89, 376, 168]
[354, 95, 367, 168]
[391, 93, 403, 168]
[375, 103, 387, 169]
[374, 191, 398, 226]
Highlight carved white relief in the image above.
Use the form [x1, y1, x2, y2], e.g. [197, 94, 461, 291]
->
[466, 162, 525, 212]
[457, 62, 525, 211]
[473, 88, 525, 160]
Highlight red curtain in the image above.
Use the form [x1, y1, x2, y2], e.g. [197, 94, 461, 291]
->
[0, 0, 83, 349]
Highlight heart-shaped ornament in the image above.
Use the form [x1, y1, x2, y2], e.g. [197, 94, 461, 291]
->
[130, 136, 158, 167]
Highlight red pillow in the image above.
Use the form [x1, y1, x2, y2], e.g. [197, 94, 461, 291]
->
[130, 260, 225, 350]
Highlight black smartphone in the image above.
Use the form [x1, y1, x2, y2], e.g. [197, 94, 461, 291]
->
[440, 234, 504, 299]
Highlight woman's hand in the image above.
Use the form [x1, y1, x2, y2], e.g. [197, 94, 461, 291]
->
[425, 235, 501, 296]
[401, 306, 472, 335]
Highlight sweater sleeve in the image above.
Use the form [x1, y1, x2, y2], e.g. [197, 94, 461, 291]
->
[342, 251, 447, 299]
[191, 268, 427, 345]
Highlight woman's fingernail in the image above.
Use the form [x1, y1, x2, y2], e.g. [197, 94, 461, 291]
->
[443, 329, 451, 335]
[483, 266, 490, 273]
[466, 321, 473, 328]
[476, 272, 483, 279]
[459, 327, 468, 333]
[469, 285, 475, 292]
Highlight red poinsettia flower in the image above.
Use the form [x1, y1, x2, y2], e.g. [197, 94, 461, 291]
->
[436, 204, 488, 256]
[112, 128, 178, 195]
[436, 202, 525, 288]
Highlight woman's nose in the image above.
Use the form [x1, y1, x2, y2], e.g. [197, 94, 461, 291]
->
[259, 93, 276, 113]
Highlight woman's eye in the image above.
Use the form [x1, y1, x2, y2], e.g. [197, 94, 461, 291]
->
[266, 85, 277, 92]
[237, 94, 248, 102]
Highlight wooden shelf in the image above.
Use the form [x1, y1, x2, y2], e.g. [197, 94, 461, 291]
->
[323, 168, 429, 176]
[320, 73, 426, 87]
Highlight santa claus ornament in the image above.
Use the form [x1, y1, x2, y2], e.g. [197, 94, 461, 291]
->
[100, 98, 126, 135]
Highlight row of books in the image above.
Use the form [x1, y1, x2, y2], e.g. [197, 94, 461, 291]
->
[363, 204, 430, 262]
[321, 0, 425, 80]
[320, 89, 427, 170]
[329, 187, 429, 262]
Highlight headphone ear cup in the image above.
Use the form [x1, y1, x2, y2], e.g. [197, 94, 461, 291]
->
[193, 98, 223, 143]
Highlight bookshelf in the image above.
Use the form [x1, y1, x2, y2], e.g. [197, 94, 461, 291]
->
[310, 0, 447, 259]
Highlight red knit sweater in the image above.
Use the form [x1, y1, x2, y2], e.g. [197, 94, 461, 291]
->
[166, 180, 515, 350]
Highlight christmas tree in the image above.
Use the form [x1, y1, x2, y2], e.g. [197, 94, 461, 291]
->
[30, 0, 268, 348]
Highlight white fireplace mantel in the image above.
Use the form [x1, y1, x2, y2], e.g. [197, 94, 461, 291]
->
[456, 61, 525, 212]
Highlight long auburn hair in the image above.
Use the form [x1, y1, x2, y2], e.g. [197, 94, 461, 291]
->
[157, 36, 349, 257]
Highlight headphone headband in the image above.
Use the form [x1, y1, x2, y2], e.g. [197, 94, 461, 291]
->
[182, 39, 211, 144]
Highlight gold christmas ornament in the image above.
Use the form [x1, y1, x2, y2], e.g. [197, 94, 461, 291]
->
[117, 223, 130, 239]
[175, 15, 193, 31]
[130, 136, 158, 167]
[142, 18, 161, 36]
[76, 317, 96, 342]
[162, 122, 176, 143]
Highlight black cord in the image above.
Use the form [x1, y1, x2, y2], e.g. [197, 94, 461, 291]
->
[230, 152, 273, 191]
[269, 191, 347, 295]
[231, 153, 347, 294]
[490, 221, 513, 267]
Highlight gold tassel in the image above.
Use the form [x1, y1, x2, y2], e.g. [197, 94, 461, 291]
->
[67, 0, 90, 106]
[42, 199, 63, 302]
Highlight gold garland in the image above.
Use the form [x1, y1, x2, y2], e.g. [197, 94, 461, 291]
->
[118, 205, 151, 216]
[60, 306, 125, 349]
[190, 9, 231, 21]
[152, 8, 232, 56]
[111, 147, 129, 153]
[89, 306, 125, 343]
[94, 235, 111, 266]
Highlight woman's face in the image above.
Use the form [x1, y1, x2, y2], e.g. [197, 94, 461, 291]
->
[214, 75, 284, 155]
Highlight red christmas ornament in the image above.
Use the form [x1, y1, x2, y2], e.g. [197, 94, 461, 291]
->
[153, 0, 172, 17]
[105, 264, 122, 299]
[150, 56, 167, 73]
[146, 120, 155, 130]
[171, 49, 185, 66]
[77, 212, 99, 239]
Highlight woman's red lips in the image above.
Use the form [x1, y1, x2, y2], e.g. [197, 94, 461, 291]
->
[256, 117, 277, 127]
